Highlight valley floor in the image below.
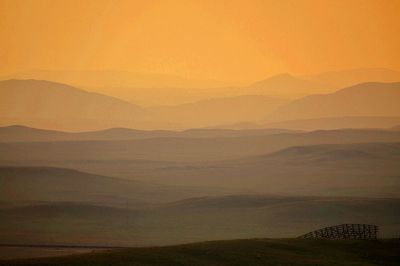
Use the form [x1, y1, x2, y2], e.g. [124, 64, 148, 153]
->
[1, 239, 399, 266]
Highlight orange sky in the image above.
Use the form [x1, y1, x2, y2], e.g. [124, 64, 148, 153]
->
[0, 0, 399, 82]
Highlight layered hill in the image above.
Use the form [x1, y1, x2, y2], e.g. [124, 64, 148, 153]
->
[1, 129, 399, 162]
[2, 79, 400, 131]
[0, 125, 296, 142]
[0, 78, 289, 129]
[0, 167, 230, 207]
[1, 133, 399, 197]
[246, 73, 326, 98]
[0, 79, 153, 131]
[97, 142, 400, 197]
[148, 95, 287, 128]
[269, 82, 400, 121]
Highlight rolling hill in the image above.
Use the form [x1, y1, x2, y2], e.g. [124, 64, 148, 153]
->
[1, 138, 399, 197]
[0, 196, 399, 247]
[0, 125, 173, 142]
[269, 82, 400, 121]
[5, 68, 400, 106]
[0, 125, 297, 142]
[148, 95, 288, 128]
[1, 129, 399, 162]
[0, 167, 231, 207]
[90, 142, 400, 197]
[0, 78, 290, 129]
[2, 79, 400, 131]
[0, 79, 162, 131]
[246, 73, 327, 98]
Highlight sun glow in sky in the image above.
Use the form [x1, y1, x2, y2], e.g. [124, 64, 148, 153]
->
[1, 0, 399, 82]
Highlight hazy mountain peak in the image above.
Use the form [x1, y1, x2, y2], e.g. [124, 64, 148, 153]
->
[246, 73, 324, 99]
[250, 73, 305, 87]
[269, 82, 400, 121]
[264, 72, 296, 80]
[1, 78, 77, 90]
[0, 79, 149, 131]
[333, 81, 400, 95]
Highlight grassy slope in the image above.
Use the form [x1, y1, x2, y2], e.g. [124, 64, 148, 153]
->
[1, 197, 399, 246]
[0, 166, 232, 207]
[2, 239, 399, 266]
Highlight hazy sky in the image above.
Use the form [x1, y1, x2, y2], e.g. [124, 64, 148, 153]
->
[1, 0, 399, 82]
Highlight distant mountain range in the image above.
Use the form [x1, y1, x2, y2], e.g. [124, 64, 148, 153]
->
[245, 73, 325, 98]
[268, 82, 400, 121]
[0, 125, 296, 142]
[0, 79, 289, 130]
[52, 68, 400, 106]
[1, 74, 400, 131]
[4, 68, 400, 98]
[148, 95, 288, 128]
[0, 79, 151, 131]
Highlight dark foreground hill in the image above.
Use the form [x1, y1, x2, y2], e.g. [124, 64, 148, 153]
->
[2, 239, 399, 266]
